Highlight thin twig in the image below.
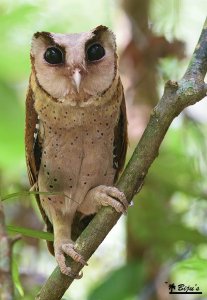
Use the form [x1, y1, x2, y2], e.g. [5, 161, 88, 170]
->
[0, 202, 21, 300]
[36, 18, 207, 300]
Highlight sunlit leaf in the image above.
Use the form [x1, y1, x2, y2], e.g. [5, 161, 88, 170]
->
[12, 258, 24, 297]
[1, 190, 66, 201]
[7, 225, 54, 241]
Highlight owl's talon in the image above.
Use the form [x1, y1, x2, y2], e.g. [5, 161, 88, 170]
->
[56, 251, 72, 276]
[106, 187, 128, 210]
[89, 185, 128, 213]
[59, 262, 83, 279]
[62, 243, 87, 266]
[55, 242, 87, 278]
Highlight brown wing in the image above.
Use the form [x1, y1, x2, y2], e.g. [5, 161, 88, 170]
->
[113, 83, 128, 183]
[25, 82, 54, 254]
[25, 84, 38, 186]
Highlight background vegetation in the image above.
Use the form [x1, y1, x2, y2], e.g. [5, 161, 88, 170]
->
[0, 0, 207, 299]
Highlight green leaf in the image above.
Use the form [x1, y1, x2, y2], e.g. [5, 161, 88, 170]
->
[88, 261, 146, 300]
[1, 190, 66, 201]
[7, 225, 54, 241]
[12, 258, 24, 297]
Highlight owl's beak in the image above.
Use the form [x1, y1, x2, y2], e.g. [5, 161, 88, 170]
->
[72, 69, 82, 93]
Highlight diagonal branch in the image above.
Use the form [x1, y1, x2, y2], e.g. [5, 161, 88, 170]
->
[36, 17, 207, 300]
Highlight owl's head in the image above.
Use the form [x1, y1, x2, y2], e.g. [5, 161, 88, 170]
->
[31, 25, 117, 104]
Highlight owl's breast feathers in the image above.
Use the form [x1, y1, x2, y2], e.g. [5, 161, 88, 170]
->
[25, 73, 127, 243]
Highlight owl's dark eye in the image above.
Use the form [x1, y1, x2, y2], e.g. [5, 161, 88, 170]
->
[44, 47, 64, 64]
[87, 43, 105, 62]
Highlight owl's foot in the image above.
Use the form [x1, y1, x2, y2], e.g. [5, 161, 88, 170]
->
[55, 242, 87, 278]
[91, 185, 128, 213]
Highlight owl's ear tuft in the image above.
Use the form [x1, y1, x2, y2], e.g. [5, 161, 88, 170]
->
[92, 25, 108, 35]
[33, 31, 54, 44]
[91, 25, 116, 50]
[31, 32, 55, 58]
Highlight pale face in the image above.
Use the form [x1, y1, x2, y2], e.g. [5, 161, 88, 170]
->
[31, 26, 117, 104]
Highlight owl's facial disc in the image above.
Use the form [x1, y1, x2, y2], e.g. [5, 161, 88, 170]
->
[32, 26, 117, 103]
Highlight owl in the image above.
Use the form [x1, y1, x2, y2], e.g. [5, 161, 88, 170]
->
[25, 25, 128, 277]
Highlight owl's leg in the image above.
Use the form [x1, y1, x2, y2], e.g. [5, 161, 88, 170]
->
[83, 185, 128, 214]
[51, 211, 87, 277]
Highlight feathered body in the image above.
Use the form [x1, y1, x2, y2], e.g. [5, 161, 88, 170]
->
[25, 26, 127, 276]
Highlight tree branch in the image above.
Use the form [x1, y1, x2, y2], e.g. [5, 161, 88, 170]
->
[36, 18, 207, 300]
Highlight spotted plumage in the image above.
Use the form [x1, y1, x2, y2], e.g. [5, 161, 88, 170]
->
[25, 25, 128, 277]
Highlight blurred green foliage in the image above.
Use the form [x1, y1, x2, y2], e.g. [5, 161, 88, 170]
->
[88, 261, 146, 300]
[0, 81, 24, 170]
[1, 1, 207, 300]
[88, 122, 207, 299]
